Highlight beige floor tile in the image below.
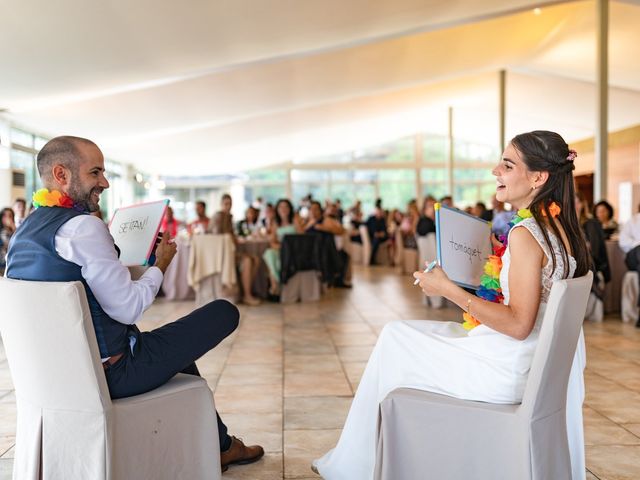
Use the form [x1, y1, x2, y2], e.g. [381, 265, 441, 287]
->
[586, 445, 640, 479]
[285, 396, 352, 430]
[623, 423, 640, 438]
[0, 439, 14, 459]
[222, 412, 283, 453]
[284, 354, 341, 373]
[227, 346, 283, 365]
[284, 373, 352, 397]
[586, 470, 598, 480]
[586, 389, 640, 424]
[284, 429, 341, 479]
[0, 458, 13, 479]
[329, 331, 377, 347]
[342, 362, 366, 387]
[336, 345, 374, 362]
[218, 363, 283, 386]
[0, 445, 13, 459]
[584, 407, 640, 446]
[215, 384, 282, 414]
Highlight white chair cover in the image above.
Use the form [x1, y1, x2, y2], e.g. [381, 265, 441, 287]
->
[0, 277, 221, 480]
[374, 273, 592, 480]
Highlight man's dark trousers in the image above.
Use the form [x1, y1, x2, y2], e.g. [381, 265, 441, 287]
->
[103, 299, 239, 451]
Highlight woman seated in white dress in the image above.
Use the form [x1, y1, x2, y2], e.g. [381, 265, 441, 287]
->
[313, 130, 591, 480]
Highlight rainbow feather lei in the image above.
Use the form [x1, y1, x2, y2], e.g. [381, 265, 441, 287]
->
[461, 208, 533, 331]
[32, 188, 86, 212]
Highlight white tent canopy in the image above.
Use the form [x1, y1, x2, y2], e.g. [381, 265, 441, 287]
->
[2, 0, 639, 174]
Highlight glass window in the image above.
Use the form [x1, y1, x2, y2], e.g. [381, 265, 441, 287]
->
[10, 149, 33, 170]
[244, 185, 287, 205]
[420, 168, 447, 183]
[378, 182, 416, 210]
[293, 152, 352, 165]
[330, 183, 376, 213]
[378, 169, 415, 182]
[454, 140, 498, 164]
[423, 135, 447, 163]
[353, 137, 414, 164]
[291, 169, 329, 182]
[292, 183, 328, 204]
[246, 169, 287, 182]
[353, 170, 377, 182]
[34, 136, 49, 151]
[421, 184, 448, 201]
[10, 128, 33, 148]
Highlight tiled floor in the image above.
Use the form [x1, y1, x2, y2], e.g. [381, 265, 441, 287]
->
[1, 265, 640, 479]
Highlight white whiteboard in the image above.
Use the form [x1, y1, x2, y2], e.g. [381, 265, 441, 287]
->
[435, 203, 492, 290]
[108, 199, 169, 266]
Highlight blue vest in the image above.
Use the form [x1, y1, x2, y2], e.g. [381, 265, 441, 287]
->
[6, 207, 134, 357]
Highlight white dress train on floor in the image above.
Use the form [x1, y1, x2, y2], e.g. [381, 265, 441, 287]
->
[314, 218, 586, 480]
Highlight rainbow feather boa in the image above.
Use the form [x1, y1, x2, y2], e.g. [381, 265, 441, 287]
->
[32, 188, 87, 212]
[461, 208, 533, 331]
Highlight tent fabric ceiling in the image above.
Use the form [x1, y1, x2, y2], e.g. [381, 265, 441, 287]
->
[2, 0, 639, 174]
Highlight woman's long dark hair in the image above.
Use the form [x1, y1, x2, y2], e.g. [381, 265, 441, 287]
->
[275, 199, 294, 226]
[510, 131, 590, 278]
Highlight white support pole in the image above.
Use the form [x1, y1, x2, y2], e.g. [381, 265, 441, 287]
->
[499, 70, 506, 154]
[595, 0, 609, 201]
[447, 107, 454, 197]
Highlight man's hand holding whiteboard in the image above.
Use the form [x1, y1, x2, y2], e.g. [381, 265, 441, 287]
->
[108, 199, 169, 266]
[433, 203, 492, 290]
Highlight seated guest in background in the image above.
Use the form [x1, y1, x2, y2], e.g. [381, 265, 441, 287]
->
[261, 202, 276, 232]
[6, 136, 264, 471]
[160, 206, 181, 238]
[491, 195, 515, 238]
[593, 200, 618, 239]
[263, 199, 303, 296]
[210, 194, 262, 306]
[305, 200, 351, 287]
[619, 203, 640, 327]
[416, 196, 436, 237]
[188, 200, 209, 234]
[349, 209, 365, 244]
[576, 191, 610, 300]
[439, 195, 453, 208]
[472, 201, 492, 221]
[348, 200, 362, 218]
[334, 199, 345, 224]
[1, 207, 17, 275]
[237, 206, 260, 237]
[305, 201, 345, 236]
[399, 201, 419, 249]
[12, 198, 27, 228]
[366, 199, 389, 265]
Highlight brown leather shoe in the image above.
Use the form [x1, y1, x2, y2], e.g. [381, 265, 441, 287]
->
[220, 436, 264, 469]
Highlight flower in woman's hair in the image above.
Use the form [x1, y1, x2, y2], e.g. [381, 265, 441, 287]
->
[540, 201, 561, 218]
[567, 149, 577, 162]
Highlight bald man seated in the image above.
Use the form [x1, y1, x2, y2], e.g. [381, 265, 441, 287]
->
[6, 136, 264, 472]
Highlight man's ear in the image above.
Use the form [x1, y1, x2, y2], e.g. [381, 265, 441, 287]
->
[51, 164, 70, 189]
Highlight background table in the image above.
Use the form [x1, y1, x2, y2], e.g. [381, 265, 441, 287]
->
[162, 235, 195, 300]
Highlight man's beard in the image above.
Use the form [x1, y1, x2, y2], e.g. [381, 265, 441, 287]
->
[68, 184, 102, 212]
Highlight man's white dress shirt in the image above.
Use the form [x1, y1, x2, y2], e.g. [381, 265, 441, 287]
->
[55, 215, 163, 325]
